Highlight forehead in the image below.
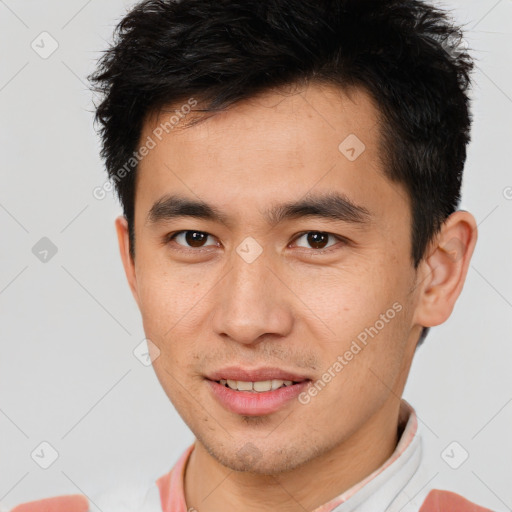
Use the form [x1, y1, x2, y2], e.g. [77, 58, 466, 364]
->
[135, 83, 409, 230]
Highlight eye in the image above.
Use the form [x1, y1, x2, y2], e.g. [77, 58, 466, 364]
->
[166, 230, 218, 250]
[164, 230, 347, 254]
[291, 231, 346, 252]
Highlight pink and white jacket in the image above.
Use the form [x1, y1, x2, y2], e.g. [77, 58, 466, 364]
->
[7, 400, 500, 512]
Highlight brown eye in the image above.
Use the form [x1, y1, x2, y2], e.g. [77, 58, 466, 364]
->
[170, 231, 217, 249]
[294, 231, 340, 250]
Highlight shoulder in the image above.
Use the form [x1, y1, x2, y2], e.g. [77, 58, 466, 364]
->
[386, 432, 501, 512]
[7, 478, 162, 512]
[8, 495, 90, 512]
[387, 461, 501, 512]
[419, 489, 495, 512]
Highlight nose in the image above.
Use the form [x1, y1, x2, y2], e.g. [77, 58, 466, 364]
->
[211, 250, 294, 346]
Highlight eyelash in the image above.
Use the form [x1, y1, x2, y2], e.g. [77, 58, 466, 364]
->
[164, 230, 348, 255]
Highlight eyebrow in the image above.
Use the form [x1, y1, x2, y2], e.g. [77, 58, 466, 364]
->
[146, 192, 372, 228]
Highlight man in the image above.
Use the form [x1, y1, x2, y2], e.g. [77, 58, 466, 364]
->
[10, 0, 500, 510]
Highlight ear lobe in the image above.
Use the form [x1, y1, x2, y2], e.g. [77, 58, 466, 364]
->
[114, 215, 141, 309]
[413, 210, 478, 328]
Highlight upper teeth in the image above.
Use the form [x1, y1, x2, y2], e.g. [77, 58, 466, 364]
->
[220, 379, 294, 392]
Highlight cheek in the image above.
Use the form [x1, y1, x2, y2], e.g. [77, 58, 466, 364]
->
[136, 253, 207, 329]
[297, 262, 410, 370]
[287, 261, 388, 326]
[135, 260, 222, 381]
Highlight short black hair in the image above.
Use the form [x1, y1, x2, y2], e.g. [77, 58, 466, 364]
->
[89, 0, 474, 346]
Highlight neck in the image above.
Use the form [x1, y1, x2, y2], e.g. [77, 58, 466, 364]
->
[184, 397, 403, 512]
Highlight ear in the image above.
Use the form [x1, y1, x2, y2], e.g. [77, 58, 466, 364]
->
[413, 210, 478, 328]
[115, 215, 141, 309]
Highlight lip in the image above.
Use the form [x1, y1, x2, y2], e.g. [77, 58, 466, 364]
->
[206, 379, 311, 415]
[205, 366, 311, 383]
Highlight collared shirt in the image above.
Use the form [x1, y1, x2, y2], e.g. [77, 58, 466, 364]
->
[154, 398, 495, 512]
[8, 399, 498, 512]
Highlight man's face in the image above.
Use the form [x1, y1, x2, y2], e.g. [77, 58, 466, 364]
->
[126, 84, 422, 473]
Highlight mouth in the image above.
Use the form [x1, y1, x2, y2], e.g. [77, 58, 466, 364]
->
[205, 366, 311, 384]
[205, 377, 312, 416]
[211, 378, 308, 393]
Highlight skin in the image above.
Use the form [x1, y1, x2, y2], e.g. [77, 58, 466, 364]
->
[115, 83, 478, 511]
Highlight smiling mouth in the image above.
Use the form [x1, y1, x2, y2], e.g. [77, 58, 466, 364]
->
[213, 378, 309, 393]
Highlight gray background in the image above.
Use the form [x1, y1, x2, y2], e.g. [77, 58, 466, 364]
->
[0, 0, 511, 509]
